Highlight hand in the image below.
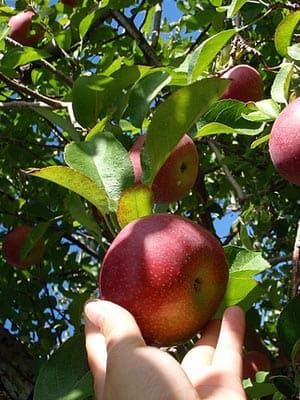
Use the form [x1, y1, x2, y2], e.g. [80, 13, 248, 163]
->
[84, 300, 246, 400]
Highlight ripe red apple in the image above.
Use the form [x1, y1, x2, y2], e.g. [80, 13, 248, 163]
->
[8, 10, 44, 46]
[99, 213, 228, 346]
[129, 134, 199, 204]
[220, 64, 264, 102]
[269, 97, 300, 185]
[2, 226, 45, 268]
[61, 0, 78, 7]
[243, 350, 271, 381]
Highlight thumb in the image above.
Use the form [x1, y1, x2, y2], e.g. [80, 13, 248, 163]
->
[84, 299, 145, 351]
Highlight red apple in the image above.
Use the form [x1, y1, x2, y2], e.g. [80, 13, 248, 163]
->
[220, 64, 264, 102]
[129, 134, 199, 204]
[8, 10, 44, 46]
[2, 226, 45, 268]
[61, 0, 78, 7]
[99, 213, 228, 346]
[243, 350, 271, 381]
[269, 97, 300, 185]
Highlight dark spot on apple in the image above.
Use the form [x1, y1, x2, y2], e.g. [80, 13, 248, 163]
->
[193, 277, 201, 293]
[180, 162, 187, 173]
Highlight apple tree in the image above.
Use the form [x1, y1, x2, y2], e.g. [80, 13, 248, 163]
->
[0, 0, 299, 399]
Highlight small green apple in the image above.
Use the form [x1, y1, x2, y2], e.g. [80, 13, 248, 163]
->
[2, 226, 45, 268]
[99, 213, 228, 346]
[129, 134, 199, 204]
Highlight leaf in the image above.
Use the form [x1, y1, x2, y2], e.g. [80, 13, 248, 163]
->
[271, 62, 294, 104]
[222, 246, 271, 306]
[33, 334, 93, 400]
[225, 246, 271, 274]
[126, 70, 172, 127]
[226, 0, 247, 18]
[277, 294, 300, 361]
[250, 134, 270, 149]
[32, 107, 81, 141]
[142, 77, 228, 184]
[188, 29, 236, 81]
[26, 166, 109, 214]
[72, 74, 113, 128]
[64, 132, 135, 211]
[288, 43, 300, 60]
[79, 11, 96, 41]
[1, 47, 50, 69]
[117, 184, 154, 228]
[274, 10, 300, 57]
[195, 121, 264, 137]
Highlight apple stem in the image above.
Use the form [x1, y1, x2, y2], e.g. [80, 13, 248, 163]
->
[291, 219, 300, 297]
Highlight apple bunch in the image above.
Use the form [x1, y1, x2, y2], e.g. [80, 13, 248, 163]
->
[269, 97, 300, 185]
[129, 134, 199, 204]
[8, 10, 44, 46]
[2, 226, 45, 268]
[99, 213, 228, 346]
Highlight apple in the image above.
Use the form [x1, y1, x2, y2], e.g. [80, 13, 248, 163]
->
[269, 97, 300, 185]
[220, 64, 264, 102]
[61, 0, 78, 7]
[2, 226, 45, 268]
[99, 213, 228, 346]
[129, 134, 199, 204]
[8, 10, 44, 46]
[243, 350, 271, 381]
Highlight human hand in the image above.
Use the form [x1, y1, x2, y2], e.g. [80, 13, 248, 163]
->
[84, 300, 246, 400]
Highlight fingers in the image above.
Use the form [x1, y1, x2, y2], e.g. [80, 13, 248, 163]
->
[181, 319, 221, 383]
[212, 305, 245, 377]
[84, 301, 107, 400]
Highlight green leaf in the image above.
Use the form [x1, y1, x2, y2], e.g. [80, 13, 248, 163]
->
[274, 10, 300, 57]
[195, 121, 264, 137]
[188, 29, 236, 81]
[33, 334, 93, 400]
[244, 99, 281, 122]
[126, 70, 172, 127]
[226, 0, 247, 18]
[250, 134, 270, 149]
[271, 375, 298, 398]
[277, 294, 300, 361]
[142, 77, 228, 184]
[222, 246, 271, 305]
[79, 11, 96, 41]
[0, 47, 50, 69]
[27, 166, 109, 214]
[32, 107, 81, 141]
[72, 74, 113, 128]
[271, 63, 294, 104]
[64, 132, 135, 211]
[288, 43, 300, 60]
[292, 338, 300, 386]
[117, 184, 154, 228]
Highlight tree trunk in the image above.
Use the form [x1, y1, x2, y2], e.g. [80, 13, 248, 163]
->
[0, 326, 34, 400]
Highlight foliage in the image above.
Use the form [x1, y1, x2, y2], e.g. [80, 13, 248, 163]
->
[0, 0, 299, 399]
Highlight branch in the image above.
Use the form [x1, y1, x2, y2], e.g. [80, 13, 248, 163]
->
[0, 72, 65, 109]
[151, 3, 162, 48]
[111, 9, 162, 66]
[0, 100, 63, 109]
[291, 219, 300, 297]
[207, 139, 246, 203]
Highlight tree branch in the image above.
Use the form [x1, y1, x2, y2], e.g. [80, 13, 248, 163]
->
[0, 72, 65, 109]
[207, 139, 246, 203]
[291, 219, 300, 297]
[111, 9, 162, 66]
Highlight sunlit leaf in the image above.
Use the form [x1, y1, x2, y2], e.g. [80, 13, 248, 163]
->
[274, 10, 300, 57]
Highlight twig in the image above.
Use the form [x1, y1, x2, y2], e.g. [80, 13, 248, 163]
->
[291, 219, 300, 297]
[111, 9, 162, 66]
[0, 71, 64, 108]
[0, 100, 63, 109]
[151, 3, 162, 48]
[207, 139, 246, 202]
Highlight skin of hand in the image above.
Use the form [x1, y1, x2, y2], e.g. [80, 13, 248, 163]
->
[84, 300, 246, 400]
